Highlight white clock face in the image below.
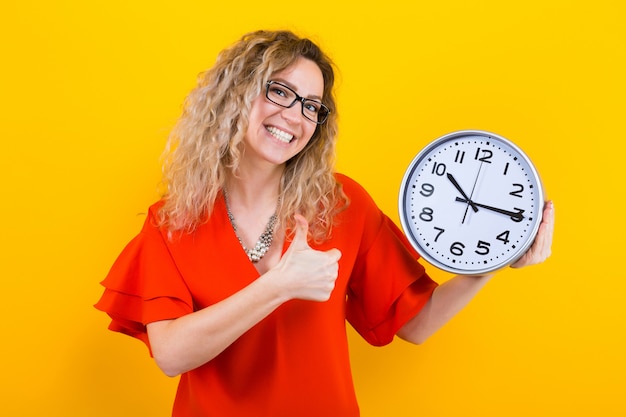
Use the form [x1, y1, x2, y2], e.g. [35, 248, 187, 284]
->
[399, 131, 544, 274]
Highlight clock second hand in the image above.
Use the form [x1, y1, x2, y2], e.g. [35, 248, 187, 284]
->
[455, 197, 526, 222]
[461, 161, 485, 224]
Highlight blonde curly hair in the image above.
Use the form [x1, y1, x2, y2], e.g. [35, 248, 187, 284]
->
[158, 30, 348, 242]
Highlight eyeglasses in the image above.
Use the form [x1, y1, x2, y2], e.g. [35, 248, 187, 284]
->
[265, 81, 330, 125]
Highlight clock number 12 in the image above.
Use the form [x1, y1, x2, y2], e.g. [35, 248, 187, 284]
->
[474, 148, 493, 163]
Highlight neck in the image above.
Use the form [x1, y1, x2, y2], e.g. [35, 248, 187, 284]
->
[227, 163, 284, 209]
[223, 164, 284, 264]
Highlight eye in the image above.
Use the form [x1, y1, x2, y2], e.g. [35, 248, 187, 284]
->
[270, 85, 288, 98]
[303, 100, 322, 114]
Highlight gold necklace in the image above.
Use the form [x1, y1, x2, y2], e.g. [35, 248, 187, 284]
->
[224, 191, 279, 263]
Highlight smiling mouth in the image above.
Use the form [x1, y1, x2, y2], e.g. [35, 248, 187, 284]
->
[266, 126, 295, 143]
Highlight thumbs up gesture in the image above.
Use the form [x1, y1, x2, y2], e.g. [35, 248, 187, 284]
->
[271, 214, 342, 302]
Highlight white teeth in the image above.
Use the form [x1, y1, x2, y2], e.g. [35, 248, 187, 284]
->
[266, 126, 294, 143]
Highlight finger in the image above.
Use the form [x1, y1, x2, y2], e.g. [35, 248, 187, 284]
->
[514, 201, 555, 267]
[536, 201, 554, 257]
[541, 201, 555, 258]
[291, 214, 310, 250]
[544, 201, 555, 242]
[326, 248, 342, 262]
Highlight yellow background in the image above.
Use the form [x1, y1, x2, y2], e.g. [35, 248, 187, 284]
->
[2, 1, 624, 416]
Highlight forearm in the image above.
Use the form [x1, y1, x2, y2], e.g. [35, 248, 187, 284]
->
[398, 201, 554, 345]
[147, 271, 288, 377]
[397, 273, 495, 344]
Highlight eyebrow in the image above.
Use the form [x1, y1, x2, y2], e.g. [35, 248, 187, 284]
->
[272, 78, 323, 101]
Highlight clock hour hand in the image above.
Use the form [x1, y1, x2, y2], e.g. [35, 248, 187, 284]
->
[455, 197, 526, 222]
[446, 173, 479, 212]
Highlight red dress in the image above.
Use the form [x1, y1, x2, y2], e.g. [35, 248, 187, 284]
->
[95, 173, 437, 416]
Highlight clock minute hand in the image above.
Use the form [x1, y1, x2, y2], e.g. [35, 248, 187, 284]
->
[454, 197, 526, 222]
[446, 173, 479, 212]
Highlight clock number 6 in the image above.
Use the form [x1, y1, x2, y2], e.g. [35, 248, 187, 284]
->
[450, 241, 465, 256]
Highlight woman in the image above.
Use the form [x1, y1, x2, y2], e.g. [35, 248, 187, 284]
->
[96, 30, 554, 416]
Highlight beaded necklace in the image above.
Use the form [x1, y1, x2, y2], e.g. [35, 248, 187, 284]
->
[224, 191, 279, 263]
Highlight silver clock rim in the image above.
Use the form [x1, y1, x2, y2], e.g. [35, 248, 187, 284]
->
[398, 130, 545, 275]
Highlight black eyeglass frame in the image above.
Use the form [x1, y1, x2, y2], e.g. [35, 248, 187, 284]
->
[265, 81, 330, 125]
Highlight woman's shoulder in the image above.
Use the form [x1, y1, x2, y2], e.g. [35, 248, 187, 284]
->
[334, 172, 359, 188]
[334, 172, 376, 207]
[146, 200, 166, 217]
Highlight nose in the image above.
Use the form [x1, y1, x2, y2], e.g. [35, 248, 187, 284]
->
[280, 101, 303, 124]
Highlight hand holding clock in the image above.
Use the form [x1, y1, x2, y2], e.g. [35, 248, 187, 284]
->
[398, 131, 555, 347]
[397, 200, 555, 345]
[510, 200, 554, 268]
[397, 131, 555, 346]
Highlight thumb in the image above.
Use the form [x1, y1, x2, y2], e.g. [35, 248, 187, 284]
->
[291, 214, 310, 250]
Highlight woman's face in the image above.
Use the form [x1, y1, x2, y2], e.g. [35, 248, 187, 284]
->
[243, 57, 324, 169]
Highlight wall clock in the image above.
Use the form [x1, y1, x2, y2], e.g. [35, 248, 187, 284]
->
[398, 130, 544, 274]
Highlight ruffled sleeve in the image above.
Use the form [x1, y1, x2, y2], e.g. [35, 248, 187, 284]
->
[94, 205, 194, 352]
[341, 176, 438, 347]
